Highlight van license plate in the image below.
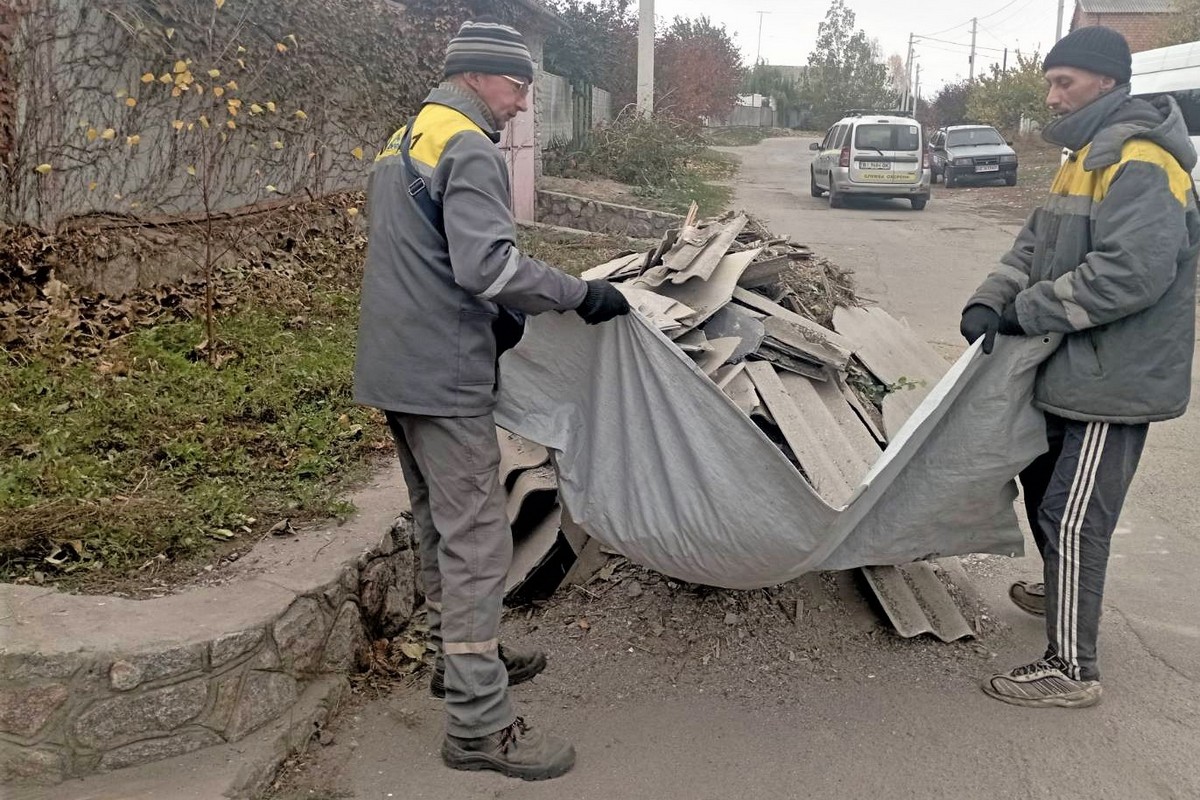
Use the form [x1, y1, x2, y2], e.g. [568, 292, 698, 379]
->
[975, 164, 999, 173]
[860, 161, 890, 170]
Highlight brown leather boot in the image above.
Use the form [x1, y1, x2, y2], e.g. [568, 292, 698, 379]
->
[441, 717, 575, 780]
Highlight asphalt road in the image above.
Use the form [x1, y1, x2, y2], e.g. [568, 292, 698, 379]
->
[285, 137, 1200, 800]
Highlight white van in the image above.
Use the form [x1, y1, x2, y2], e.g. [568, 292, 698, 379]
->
[1129, 40, 1200, 183]
[1060, 40, 1200, 181]
[808, 112, 932, 211]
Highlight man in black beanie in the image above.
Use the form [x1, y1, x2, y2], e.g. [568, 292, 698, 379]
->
[354, 18, 629, 779]
[960, 26, 1198, 708]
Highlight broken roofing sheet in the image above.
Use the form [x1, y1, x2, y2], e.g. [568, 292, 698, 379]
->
[491, 211, 1055, 590]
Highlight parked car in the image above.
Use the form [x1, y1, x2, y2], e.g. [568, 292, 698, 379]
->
[808, 112, 931, 210]
[929, 125, 1018, 187]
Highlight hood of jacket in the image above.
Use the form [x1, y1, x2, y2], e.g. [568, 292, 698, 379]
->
[1043, 84, 1197, 173]
[423, 83, 502, 144]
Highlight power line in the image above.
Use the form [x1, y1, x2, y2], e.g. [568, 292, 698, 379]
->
[917, 34, 1006, 54]
[917, 0, 1033, 40]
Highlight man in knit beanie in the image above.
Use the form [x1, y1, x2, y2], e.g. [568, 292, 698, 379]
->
[354, 18, 629, 780]
[961, 26, 1198, 709]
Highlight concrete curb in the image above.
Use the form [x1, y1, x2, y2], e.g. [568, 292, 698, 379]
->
[0, 464, 414, 791]
[536, 189, 683, 238]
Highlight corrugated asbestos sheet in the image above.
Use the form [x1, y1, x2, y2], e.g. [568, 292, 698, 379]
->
[496, 211, 988, 641]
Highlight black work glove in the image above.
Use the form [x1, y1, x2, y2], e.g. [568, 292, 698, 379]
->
[575, 280, 631, 325]
[492, 306, 526, 358]
[960, 304, 1000, 355]
[998, 303, 1025, 336]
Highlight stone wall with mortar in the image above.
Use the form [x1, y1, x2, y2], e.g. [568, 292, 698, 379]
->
[536, 190, 683, 238]
[0, 515, 419, 788]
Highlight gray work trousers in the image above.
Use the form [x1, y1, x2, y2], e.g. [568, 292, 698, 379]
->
[385, 411, 515, 738]
[1019, 413, 1148, 682]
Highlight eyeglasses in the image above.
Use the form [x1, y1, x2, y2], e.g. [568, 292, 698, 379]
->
[500, 75, 531, 97]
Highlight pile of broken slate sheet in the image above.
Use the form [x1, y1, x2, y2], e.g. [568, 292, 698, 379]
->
[499, 210, 970, 605]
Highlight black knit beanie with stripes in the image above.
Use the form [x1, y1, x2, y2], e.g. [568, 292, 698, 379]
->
[443, 18, 535, 83]
[1043, 26, 1132, 84]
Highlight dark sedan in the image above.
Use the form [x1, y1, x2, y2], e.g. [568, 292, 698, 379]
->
[930, 125, 1018, 187]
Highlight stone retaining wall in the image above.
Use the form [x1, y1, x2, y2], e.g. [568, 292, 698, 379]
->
[0, 515, 419, 787]
[536, 190, 683, 239]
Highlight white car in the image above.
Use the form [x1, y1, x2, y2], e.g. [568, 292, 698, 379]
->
[809, 112, 932, 211]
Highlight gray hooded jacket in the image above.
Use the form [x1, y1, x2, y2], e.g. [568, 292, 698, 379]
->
[968, 85, 1199, 423]
[354, 86, 587, 417]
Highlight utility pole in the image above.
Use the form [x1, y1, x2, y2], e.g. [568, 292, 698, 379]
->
[968, 17, 978, 81]
[1056, 0, 1066, 41]
[755, 11, 769, 66]
[914, 63, 921, 114]
[1002, 47, 1008, 71]
[902, 32, 914, 115]
[637, 0, 654, 114]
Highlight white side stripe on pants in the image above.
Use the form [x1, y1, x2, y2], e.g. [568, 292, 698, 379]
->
[1057, 421, 1108, 680]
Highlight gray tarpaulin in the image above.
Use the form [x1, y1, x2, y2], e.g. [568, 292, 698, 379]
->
[495, 312, 1059, 590]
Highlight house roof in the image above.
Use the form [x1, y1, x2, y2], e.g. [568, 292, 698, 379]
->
[1076, 0, 1177, 13]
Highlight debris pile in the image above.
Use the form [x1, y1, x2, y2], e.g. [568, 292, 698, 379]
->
[500, 209, 957, 612]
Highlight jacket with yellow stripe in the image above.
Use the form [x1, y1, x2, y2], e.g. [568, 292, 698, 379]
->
[354, 86, 587, 417]
[969, 86, 1199, 424]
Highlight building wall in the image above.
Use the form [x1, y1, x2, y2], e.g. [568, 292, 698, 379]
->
[1071, 9, 1173, 53]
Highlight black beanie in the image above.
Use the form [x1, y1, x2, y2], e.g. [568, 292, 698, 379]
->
[443, 19, 535, 83]
[1043, 26, 1132, 84]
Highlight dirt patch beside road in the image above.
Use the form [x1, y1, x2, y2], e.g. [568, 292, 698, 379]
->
[940, 138, 1062, 226]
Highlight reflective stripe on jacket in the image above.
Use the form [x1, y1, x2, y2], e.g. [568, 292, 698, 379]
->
[969, 88, 1199, 423]
[354, 86, 587, 417]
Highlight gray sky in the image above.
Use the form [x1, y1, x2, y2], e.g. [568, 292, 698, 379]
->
[651, 0, 1065, 96]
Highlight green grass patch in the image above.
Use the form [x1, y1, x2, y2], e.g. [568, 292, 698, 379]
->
[0, 295, 386, 586]
[632, 149, 737, 217]
[702, 127, 775, 147]
[1, 228, 628, 589]
[518, 229, 639, 277]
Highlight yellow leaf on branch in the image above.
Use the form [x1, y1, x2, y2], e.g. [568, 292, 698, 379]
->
[34, 163, 52, 175]
[272, 140, 284, 150]
[226, 80, 239, 90]
[266, 101, 276, 113]
[166, 28, 175, 39]
[294, 109, 308, 120]
[236, 58, 246, 70]
[199, 115, 210, 129]
[141, 72, 155, 83]
[250, 103, 263, 114]
[173, 119, 184, 131]
[86, 128, 98, 141]
[160, 73, 173, 84]
[174, 60, 188, 74]
[187, 165, 197, 176]
[212, 86, 225, 98]
[101, 128, 116, 140]
[346, 207, 359, 216]
[216, 0, 226, 8]
[351, 146, 364, 160]
[275, 42, 288, 53]
[127, 134, 141, 146]
[171, 87, 182, 98]
[89, 181, 98, 191]
[125, 97, 137, 108]
[208, 69, 220, 78]
[227, 120, 237, 129]
[265, 184, 278, 192]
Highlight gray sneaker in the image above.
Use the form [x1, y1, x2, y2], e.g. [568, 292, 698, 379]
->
[1009, 581, 1046, 616]
[442, 717, 575, 781]
[982, 655, 1102, 708]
